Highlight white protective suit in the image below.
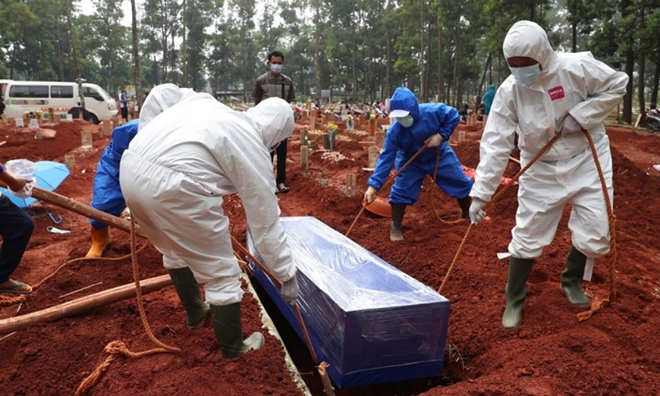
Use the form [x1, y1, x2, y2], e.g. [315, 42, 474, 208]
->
[138, 83, 196, 131]
[120, 93, 296, 305]
[470, 21, 628, 261]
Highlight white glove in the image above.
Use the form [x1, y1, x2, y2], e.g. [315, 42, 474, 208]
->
[280, 276, 299, 306]
[424, 133, 444, 147]
[469, 197, 487, 225]
[364, 186, 378, 205]
[559, 115, 583, 136]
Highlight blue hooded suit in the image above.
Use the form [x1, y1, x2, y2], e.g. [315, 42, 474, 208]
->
[89, 120, 139, 229]
[368, 88, 472, 205]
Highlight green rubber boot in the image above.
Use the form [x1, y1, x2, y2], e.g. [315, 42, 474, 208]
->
[560, 246, 591, 307]
[502, 257, 535, 330]
[457, 196, 472, 219]
[167, 268, 210, 329]
[211, 303, 265, 359]
[390, 204, 407, 242]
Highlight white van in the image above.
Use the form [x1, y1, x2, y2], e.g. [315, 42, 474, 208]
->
[0, 79, 117, 124]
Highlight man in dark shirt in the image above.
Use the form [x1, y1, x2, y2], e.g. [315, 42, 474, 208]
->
[253, 50, 296, 193]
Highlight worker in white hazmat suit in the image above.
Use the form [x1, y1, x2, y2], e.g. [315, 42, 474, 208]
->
[119, 85, 299, 358]
[468, 21, 628, 330]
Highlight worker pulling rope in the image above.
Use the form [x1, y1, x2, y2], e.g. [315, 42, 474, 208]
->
[346, 143, 430, 238]
[75, 217, 179, 395]
[437, 130, 616, 323]
[429, 145, 469, 225]
[231, 235, 318, 364]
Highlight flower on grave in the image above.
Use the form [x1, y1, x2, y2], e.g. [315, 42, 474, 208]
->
[35, 110, 43, 119]
[23, 111, 31, 118]
[327, 123, 338, 133]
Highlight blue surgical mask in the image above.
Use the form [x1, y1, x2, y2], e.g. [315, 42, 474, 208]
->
[397, 115, 414, 128]
[510, 64, 542, 86]
[270, 64, 283, 73]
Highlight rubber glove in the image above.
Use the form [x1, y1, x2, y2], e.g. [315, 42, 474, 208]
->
[469, 197, 487, 225]
[424, 133, 444, 147]
[559, 114, 583, 136]
[364, 186, 378, 206]
[280, 276, 299, 306]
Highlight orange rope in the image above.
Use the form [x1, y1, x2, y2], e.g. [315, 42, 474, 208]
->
[577, 130, 617, 321]
[346, 143, 430, 237]
[231, 235, 319, 364]
[75, 217, 179, 395]
[437, 133, 562, 295]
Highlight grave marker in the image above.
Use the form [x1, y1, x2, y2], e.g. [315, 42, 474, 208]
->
[345, 173, 356, 197]
[301, 145, 309, 169]
[368, 146, 380, 168]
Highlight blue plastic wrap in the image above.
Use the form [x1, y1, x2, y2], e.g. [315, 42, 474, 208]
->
[247, 216, 450, 388]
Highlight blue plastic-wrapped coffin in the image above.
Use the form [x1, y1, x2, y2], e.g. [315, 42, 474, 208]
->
[247, 216, 450, 388]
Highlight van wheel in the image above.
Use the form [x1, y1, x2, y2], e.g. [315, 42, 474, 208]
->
[90, 114, 99, 124]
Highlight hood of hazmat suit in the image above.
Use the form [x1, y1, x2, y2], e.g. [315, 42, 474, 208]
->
[121, 94, 296, 300]
[368, 87, 461, 191]
[138, 83, 197, 131]
[470, 20, 628, 202]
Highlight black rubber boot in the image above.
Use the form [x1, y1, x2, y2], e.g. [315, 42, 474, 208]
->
[167, 268, 210, 329]
[502, 257, 535, 330]
[560, 246, 591, 307]
[390, 204, 407, 242]
[210, 303, 265, 359]
[457, 196, 472, 219]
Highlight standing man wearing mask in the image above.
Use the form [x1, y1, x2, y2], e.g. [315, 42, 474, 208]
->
[253, 50, 296, 193]
[364, 87, 473, 242]
[468, 21, 628, 330]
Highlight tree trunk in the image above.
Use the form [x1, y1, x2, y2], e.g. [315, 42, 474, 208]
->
[452, 38, 459, 106]
[66, 10, 81, 81]
[314, 0, 322, 104]
[182, 0, 188, 87]
[131, 0, 142, 108]
[571, 0, 578, 52]
[56, 15, 65, 81]
[478, 53, 491, 96]
[622, 0, 634, 123]
[424, 18, 431, 102]
[651, 62, 659, 105]
[385, 29, 391, 99]
[637, 8, 646, 113]
[437, 23, 443, 102]
[530, 0, 535, 21]
[419, 1, 425, 101]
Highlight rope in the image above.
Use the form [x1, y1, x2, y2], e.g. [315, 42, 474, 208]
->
[437, 133, 562, 295]
[1, 241, 148, 308]
[346, 143, 430, 237]
[577, 130, 617, 321]
[231, 235, 319, 364]
[75, 217, 179, 395]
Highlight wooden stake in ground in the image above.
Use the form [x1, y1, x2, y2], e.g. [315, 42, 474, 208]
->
[345, 173, 356, 197]
[64, 155, 76, 169]
[102, 120, 113, 137]
[301, 145, 309, 169]
[310, 109, 316, 132]
[458, 131, 466, 142]
[368, 146, 380, 168]
[0, 275, 172, 335]
[81, 130, 93, 149]
[375, 131, 385, 149]
[54, 114, 61, 123]
[1, 114, 6, 124]
[368, 116, 377, 136]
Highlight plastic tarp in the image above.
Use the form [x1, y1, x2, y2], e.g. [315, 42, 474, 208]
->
[247, 216, 450, 388]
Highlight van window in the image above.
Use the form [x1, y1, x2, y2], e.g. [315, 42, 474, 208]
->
[51, 85, 74, 98]
[9, 85, 49, 98]
[83, 87, 104, 101]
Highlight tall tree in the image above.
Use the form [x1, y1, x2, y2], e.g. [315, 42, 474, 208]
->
[130, 0, 142, 106]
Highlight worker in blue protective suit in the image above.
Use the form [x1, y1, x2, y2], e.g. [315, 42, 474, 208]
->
[364, 87, 473, 241]
[86, 120, 139, 258]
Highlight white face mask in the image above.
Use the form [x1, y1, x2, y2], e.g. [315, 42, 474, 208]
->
[270, 64, 283, 73]
[509, 64, 542, 86]
[397, 115, 414, 128]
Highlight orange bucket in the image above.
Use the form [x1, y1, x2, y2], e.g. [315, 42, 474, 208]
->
[365, 196, 392, 218]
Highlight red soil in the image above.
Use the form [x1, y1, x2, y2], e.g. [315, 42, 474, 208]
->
[1, 118, 659, 396]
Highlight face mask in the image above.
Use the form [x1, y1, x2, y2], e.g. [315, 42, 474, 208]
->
[397, 115, 414, 128]
[270, 64, 283, 73]
[510, 64, 542, 86]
